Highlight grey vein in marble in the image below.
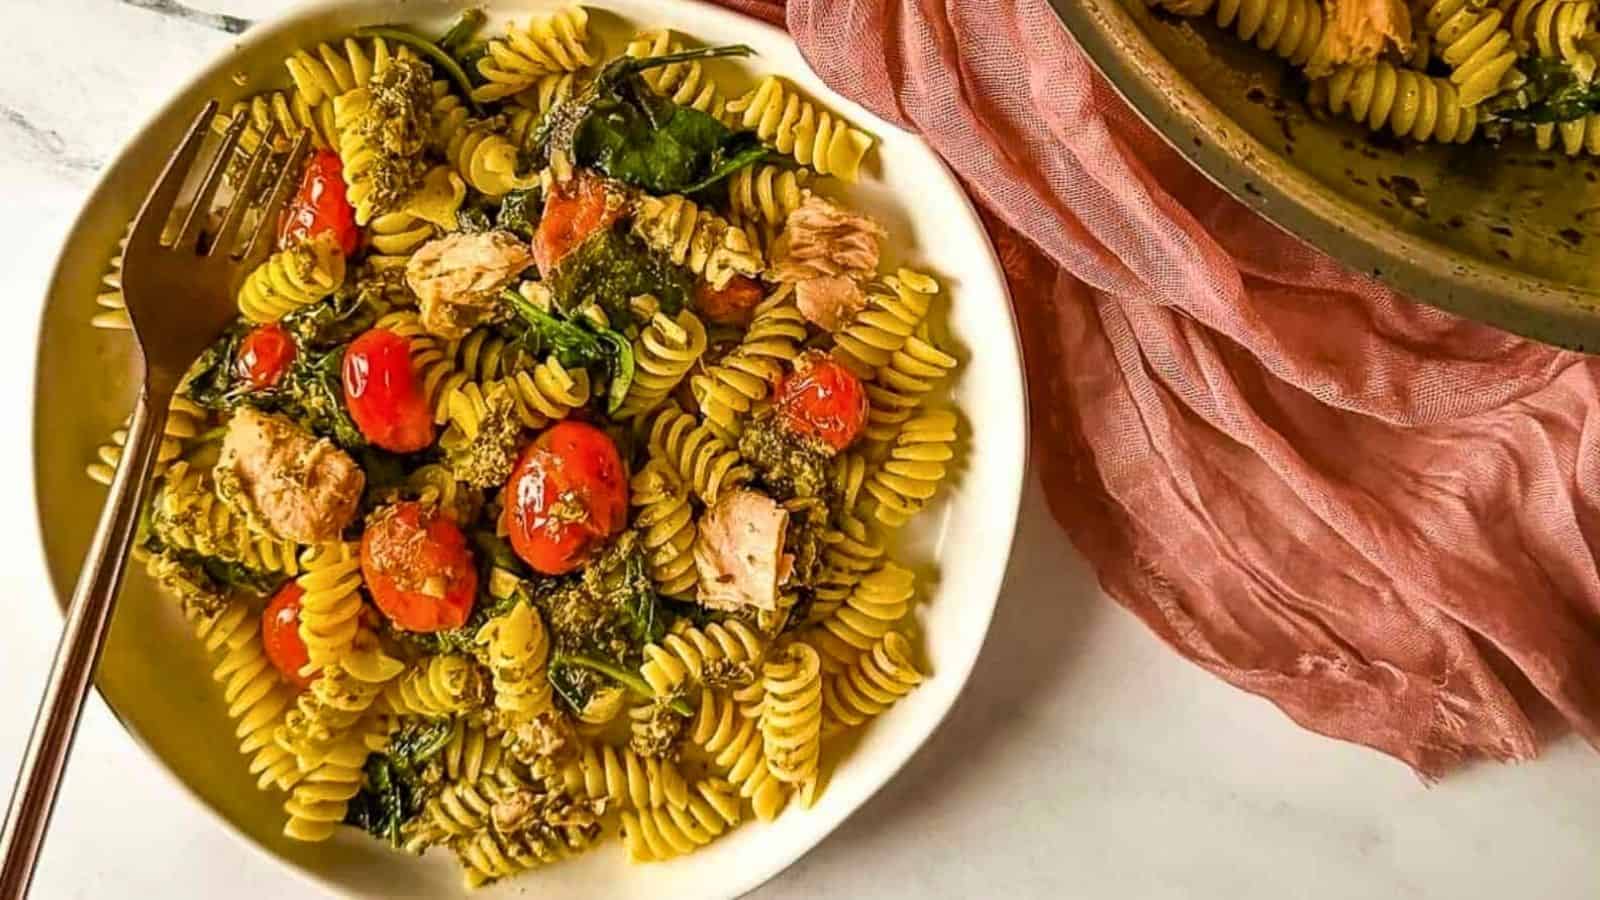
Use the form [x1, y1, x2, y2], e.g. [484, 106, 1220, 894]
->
[120, 0, 252, 34]
[0, 105, 103, 176]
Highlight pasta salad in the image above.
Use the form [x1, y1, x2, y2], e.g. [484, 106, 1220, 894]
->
[86, 6, 962, 888]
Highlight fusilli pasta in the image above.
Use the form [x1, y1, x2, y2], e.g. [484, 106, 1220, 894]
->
[727, 75, 875, 182]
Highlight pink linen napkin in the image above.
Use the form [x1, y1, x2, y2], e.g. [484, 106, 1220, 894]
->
[719, 0, 1600, 777]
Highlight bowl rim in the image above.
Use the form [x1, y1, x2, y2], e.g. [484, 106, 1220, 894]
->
[1047, 0, 1600, 351]
[29, 0, 1029, 896]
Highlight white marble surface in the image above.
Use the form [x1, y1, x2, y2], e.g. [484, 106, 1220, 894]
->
[3, 1, 1600, 898]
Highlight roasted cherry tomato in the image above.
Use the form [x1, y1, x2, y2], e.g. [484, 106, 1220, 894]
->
[694, 274, 764, 326]
[534, 170, 624, 276]
[773, 350, 869, 453]
[261, 582, 315, 688]
[343, 328, 435, 452]
[360, 501, 477, 633]
[234, 322, 297, 391]
[278, 149, 359, 257]
[503, 421, 628, 575]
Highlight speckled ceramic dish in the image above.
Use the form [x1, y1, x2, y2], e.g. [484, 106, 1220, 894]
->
[28, 1, 1026, 896]
[1050, 0, 1600, 350]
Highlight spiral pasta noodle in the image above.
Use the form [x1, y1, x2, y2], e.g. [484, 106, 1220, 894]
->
[149, 459, 301, 577]
[620, 778, 742, 862]
[690, 688, 789, 820]
[727, 75, 875, 182]
[237, 235, 346, 324]
[451, 327, 533, 381]
[809, 562, 915, 671]
[1153, 0, 1334, 74]
[476, 603, 554, 720]
[631, 460, 699, 597]
[759, 642, 823, 785]
[294, 542, 366, 674]
[383, 653, 487, 717]
[863, 329, 958, 445]
[286, 37, 411, 106]
[691, 288, 807, 440]
[216, 89, 337, 158]
[631, 193, 764, 289]
[403, 769, 538, 854]
[505, 358, 593, 428]
[563, 743, 690, 810]
[1308, 63, 1479, 144]
[456, 813, 600, 888]
[812, 513, 887, 625]
[333, 88, 388, 225]
[639, 618, 767, 696]
[86, 395, 206, 486]
[283, 719, 389, 841]
[1535, 114, 1600, 154]
[1509, 0, 1598, 82]
[91, 229, 131, 330]
[647, 403, 753, 504]
[832, 269, 938, 379]
[617, 309, 708, 419]
[728, 163, 810, 242]
[861, 410, 958, 528]
[473, 6, 596, 102]
[439, 717, 507, 785]
[276, 647, 403, 771]
[189, 602, 300, 792]
[365, 210, 435, 269]
[625, 30, 734, 120]
[431, 80, 539, 197]
[1421, 0, 1518, 106]
[506, 73, 581, 148]
[822, 631, 924, 733]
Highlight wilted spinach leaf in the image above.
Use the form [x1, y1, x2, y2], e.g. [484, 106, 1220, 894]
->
[495, 188, 544, 240]
[1489, 58, 1600, 123]
[543, 229, 690, 323]
[503, 286, 635, 414]
[530, 45, 770, 194]
[344, 719, 453, 846]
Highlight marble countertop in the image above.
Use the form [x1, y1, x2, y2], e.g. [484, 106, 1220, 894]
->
[3, 1, 1599, 897]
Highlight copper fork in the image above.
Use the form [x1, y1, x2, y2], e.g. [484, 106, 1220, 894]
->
[0, 102, 311, 897]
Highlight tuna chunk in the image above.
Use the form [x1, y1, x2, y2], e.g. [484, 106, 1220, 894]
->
[213, 407, 363, 544]
[770, 193, 885, 282]
[795, 274, 866, 332]
[1316, 0, 1412, 75]
[693, 489, 792, 613]
[405, 231, 534, 339]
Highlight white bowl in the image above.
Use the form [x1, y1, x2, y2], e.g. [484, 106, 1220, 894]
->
[30, 1, 1027, 896]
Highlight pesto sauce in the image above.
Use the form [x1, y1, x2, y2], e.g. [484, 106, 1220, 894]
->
[546, 229, 689, 325]
[737, 411, 830, 501]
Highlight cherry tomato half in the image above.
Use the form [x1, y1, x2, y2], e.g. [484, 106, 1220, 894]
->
[694, 274, 764, 326]
[343, 328, 435, 453]
[262, 582, 315, 689]
[774, 350, 869, 454]
[235, 322, 297, 391]
[278, 149, 359, 257]
[534, 170, 624, 277]
[360, 501, 477, 633]
[503, 421, 628, 575]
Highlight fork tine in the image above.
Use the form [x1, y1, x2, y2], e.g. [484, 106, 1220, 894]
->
[238, 131, 311, 265]
[127, 101, 219, 253]
[173, 112, 246, 252]
[210, 123, 283, 255]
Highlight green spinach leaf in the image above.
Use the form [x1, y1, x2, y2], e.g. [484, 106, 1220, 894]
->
[530, 45, 770, 194]
[504, 287, 636, 414]
[343, 719, 453, 846]
[495, 188, 544, 240]
[543, 229, 690, 323]
[1489, 59, 1600, 123]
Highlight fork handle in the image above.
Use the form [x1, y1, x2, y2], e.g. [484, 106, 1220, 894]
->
[1, 382, 173, 898]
